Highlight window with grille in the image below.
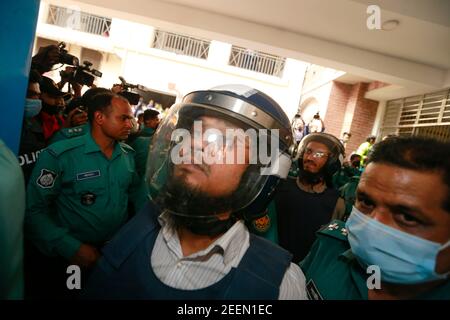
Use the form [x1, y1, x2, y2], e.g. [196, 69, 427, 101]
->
[379, 89, 450, 142]
[228, 46, 286, 77]
[152, 30, 210, 60]
[47, 5, 111, 37]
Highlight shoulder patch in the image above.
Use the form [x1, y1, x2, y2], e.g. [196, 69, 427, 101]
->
[252, 214, 271, 233]
[36, 169, 57, 188]
[47, 135, 85, 156]
[61, 126, 86, 138]
[317, 219, 348, 241]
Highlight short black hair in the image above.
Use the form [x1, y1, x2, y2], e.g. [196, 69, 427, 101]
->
[143, 109, 160, 121]
[366, 135, 376, 142]
[350, 153, 361, 161]
[87, 92, 127, 123]
[367, 136, 450, 213]
[82, 87, 111, 110]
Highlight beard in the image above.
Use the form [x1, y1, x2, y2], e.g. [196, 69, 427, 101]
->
[155, 167, 238, 236]
[298, 160, 326, 185]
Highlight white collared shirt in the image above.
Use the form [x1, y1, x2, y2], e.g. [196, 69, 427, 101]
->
[151, 212, 308, 299]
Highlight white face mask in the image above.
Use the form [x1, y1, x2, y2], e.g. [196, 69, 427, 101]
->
[345, 206, 450, 284]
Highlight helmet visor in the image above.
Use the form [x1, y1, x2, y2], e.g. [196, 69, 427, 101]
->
[145, 103, 281, 217]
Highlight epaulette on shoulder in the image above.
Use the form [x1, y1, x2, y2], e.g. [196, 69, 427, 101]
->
[317, 220, 348, 241]
[119, 142, 135, 153]
[47, 135, 85, 157]
[60, 126, 86, 138]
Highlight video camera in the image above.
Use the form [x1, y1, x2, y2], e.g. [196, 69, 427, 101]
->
[56, 42, 79, 66]
[115, 76, 143, 105]
[57, 42, 102, 87]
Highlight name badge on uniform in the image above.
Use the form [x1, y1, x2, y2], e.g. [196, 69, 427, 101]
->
[81, 192, 96, 206]
[76, 170, 101, 181]
[306, 279, 324, 300]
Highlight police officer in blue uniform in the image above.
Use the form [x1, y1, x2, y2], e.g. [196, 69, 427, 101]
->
[83, 85, 308, 299]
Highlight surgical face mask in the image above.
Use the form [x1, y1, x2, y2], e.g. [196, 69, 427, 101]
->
[346, 206, 450, 284]
[24, 99, 42, 118]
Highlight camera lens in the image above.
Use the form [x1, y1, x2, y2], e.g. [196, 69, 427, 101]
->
[60, 53, 79, 66]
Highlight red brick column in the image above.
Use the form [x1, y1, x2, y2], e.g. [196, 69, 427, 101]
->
[346, 83, 379, 155]
[323, 81, 379, 157]
[323, 81, 352, 137]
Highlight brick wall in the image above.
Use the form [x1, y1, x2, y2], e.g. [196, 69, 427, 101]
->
[323, 81, 379, 157]
[323, 81, 352, 138]
[347, 83, 379, 155]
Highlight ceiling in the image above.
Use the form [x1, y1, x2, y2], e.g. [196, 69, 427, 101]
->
[57, 0, 450, 98]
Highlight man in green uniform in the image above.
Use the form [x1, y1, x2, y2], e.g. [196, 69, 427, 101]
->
[332, 153, 362, 189]
[0, 139, 25, 299]
[48, 88, 110, 145]
[128, 108, 160, 176]
[300, 136, 450, 300]
[25, 92, 147, 297]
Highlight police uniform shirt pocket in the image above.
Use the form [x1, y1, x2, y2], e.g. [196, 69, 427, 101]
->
[73, 170, 107, 207]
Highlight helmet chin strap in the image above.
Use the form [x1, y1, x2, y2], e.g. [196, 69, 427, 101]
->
[170, 212, 238, 237]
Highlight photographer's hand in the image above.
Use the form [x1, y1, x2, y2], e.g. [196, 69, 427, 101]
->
[31, 45, 60, 75]
[111, 84, 123, 93]
[65, 108, 88, 128]
[71, 81, 83, 98]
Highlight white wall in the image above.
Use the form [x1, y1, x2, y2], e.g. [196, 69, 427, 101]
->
[299, 82, 333, 123]
[36, 1, 308, 120]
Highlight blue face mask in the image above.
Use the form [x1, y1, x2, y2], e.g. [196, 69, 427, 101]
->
[24, 98, 42, 118]
[346, 206, 450, 284]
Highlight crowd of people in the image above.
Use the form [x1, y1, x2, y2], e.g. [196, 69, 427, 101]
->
[0, 44, 449, 300]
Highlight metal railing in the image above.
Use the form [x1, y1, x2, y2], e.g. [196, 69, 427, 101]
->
[152, 30, 210, 59]
[229, 46, 286, 77]
[47, 5, 111, 37]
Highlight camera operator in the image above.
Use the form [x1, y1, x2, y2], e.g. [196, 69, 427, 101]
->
[59, 66, 83, 98]
[32, 43, 102, 99]
[59, 61, 102, 97]
[32, 43, 79, 75]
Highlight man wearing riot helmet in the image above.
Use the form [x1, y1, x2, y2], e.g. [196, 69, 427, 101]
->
[264, 133, 346, 263]
[84, 85, 307, 299]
